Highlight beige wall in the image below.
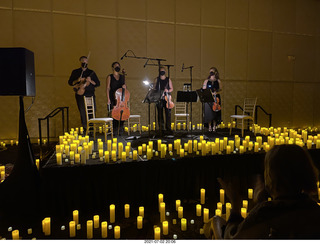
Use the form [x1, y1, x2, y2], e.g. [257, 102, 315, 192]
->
[0, 0, 320, 140]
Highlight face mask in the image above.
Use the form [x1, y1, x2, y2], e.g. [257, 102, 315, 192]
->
[160, 71, 165, 76]
[81, 62, 87, 68]
[114, 66, 121, 72]
[210, 71, 215, 76]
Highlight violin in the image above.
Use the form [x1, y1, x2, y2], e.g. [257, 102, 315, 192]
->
[164, 92, 174, 109]
[73, 71, 95, 96]
[212, 92, 221, 111]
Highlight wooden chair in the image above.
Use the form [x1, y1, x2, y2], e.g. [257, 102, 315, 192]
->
[126, 102, 141, 135]
[174, 101, 189, 131]
[84, 96, 113, 141]
[230, 97, 257, 137]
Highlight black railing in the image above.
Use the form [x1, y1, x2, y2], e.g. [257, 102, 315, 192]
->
[234, 105, 272, 128]
[38, 107, 69, 160]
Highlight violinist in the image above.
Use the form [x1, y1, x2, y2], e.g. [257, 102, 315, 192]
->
[202, 67, 222, 132]
[68, 55, 100, 133]
[106, 61, 126, 135]
[154, 66, 174, 132]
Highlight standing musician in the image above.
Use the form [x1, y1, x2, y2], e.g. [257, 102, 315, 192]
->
[154, 66, 174, 132]
[68, 55, 100, 133]
[106, 61, 127, 135]
[202, 67, 222, 132]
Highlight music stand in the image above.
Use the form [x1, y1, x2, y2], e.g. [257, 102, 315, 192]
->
[176, 91, 198, 135]
[196, 89, 214, 135]
[143, 88, 161, 138]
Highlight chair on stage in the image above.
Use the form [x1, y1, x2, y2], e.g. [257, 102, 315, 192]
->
[230, 97, 257, 137]
[174, 101, 189, 131]
[126, 101, 141, 135]
[84, 96, 113, 141]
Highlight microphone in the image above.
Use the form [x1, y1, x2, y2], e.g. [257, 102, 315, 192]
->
[181, 63, 184, 72]
[120, 51, 127, 60]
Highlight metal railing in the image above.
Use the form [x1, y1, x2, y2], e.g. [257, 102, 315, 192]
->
[38, 107, 69, 160]
[234, 105, 272, 128]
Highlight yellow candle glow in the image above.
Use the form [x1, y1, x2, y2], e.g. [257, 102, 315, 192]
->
[176, 200, 181, 211]
[158, 193, 163, 211]
[241, 208, 247, 218]
[220, 189, 225, 204]
[12, 230, 19, 240]
[56, 153, 62, 165]
[217, 202, 223, 211]
[121, 151, 126, 162]
[36, 159, 40, 170]
[160, 202, 166, 222]
[168, 143, 172, 152]
[226, 202, 231, 221]
[75, 153, 80, 163]
[101, 221, 108, 238]
[98, 141, 103, 150]
[215, 209, 222, 217]
[114, 226, 120, 239]
[154, 227, 160, 240]
[139, 206, 144, 217]
[248, 188, 253, 199]
[105, 151, 109, 163]
[43, 217, 51, 235]
[133, 150, 138, 160]
[239, 145, 244, 154]
[200, 188, 205, 204]
[111, 150, 116, 161]
[94, 215, 99, 228]
[243, 200, 248, 209]
[203, 208, 209, 223]
[110, 204, 115, 223]
[180, 148, 184, 157]
[138, 146, 142, 155]
[196, 204, 202, 216]
[137, 216, 143, 229]
[124, 204, 130, 218]
[226, 145, 231, 154]
[162, 221, 168, 235]
[69, 221, 76, 237]
[181, 218, 187, 231]
[99, 149, 103, 158]
[178, 206, 183, 218]
[73, 210, 79, 225]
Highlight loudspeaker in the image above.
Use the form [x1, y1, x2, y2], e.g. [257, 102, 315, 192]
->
[0, 47, 36, 96]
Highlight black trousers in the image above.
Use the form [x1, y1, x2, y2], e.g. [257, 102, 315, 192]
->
[75, 94, 96, 130]
[156, 100, 171, 131]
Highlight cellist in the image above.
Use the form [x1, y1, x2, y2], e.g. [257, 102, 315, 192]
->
[153, 66, 174, 133]
[106, 61, 126, 136]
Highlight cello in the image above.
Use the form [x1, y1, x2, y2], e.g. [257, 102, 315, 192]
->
[111, 87, 130, 121]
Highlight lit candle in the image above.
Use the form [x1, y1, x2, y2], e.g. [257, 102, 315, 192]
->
[307, 140, 312, 149]
[203, 208, 209, 223]
[104, 151, 109, 163]
[73, 210, 79, 225]
[162, 221, 168, 235]
[181, 218, 187, 231]
[133, 150, 138, 160]
[12, 230, 19, 240]
[220, 189, 225, 204]
[239, 145, 244, 154]
[168, 143, 172, 152]
[254, 142, 259, 152]
[65, 145, 70, 156]
[217, 202, 223, 211]
[69, 221, 76, 238]
[110, 204, 115, 223]
[94, 215, 99, 228]
[154, 227, 160, 240]
[99, 149, 103, 158]
[125, 145, 130, 156]
[124, 204, 130, 218]
[107, 140, 112, 152]
[243, 200, 248, 209]
[180, 148, 184, 157]
[160, 202, 166, 222]
[248, 188, 253, 199]
[56, 153, 62, 165]
[158, 193, 163, 211]
[178, 206, 183, 218]
[98, 141, 103, 150]
[161, 144, 166, 158]
[137, 216, 143, 229]
[176, 200, 181, 211]
[241, 208, 247, 218]
[215, 209, 222, 217]
[101, 221, 108, 238]
[200, 188, 205, 204]
[138, 146, 142, 155]
[226, 145, 231, 154]
[193, 140, 198, 152]
[196, 204, 201, 216]
[226, 202, 231, 221]
[188, 140, 193, 153]
[229, 140, 234, 151]
[157, 140, 162, 151]
[35, 159, 40, 170]
[142, 143, 147, 152]
[139, 206, 144, 217]
[114, 226, 120, 239]
[43, 217, 51, 235]
[219, 140, 224, 152]
[111, 150, 116, 161]
[121, 151, 126, 162]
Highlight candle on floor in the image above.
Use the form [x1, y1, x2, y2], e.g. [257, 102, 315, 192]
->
[226, 202, 231, 221]
[196, 204, 201, 216]
[121, 151, 126, 162]
[111, 150, 116, 161]
[105, 151, 109, 163]
[101, 221, 108, 238]
[203, 208, 209, 223]
[229, 140, 234, 151]
[110, 204, 115, 223]
[200, 188, 205, 204]
[94, 215, 99, 228]
[176, 200, 181, 211]
[99, 149, 103, 158]
[154, 227, 160, 240]
[138, 146, 142, 155]
[139, 206, 144, 217]
[114, 226, 120, 239]
[217, 202, 223, 211]
[248, 188, 253, 199]
[124, 204, 130, 218]
[73, 210, 79, 225]
[215, 209, 222, 217]
[178, 206, 183, 218]
[56, 153, 62, 165]
[241, 208, 247, 218]
[137, 216, 143, 229]
[243, 200, 248, 209]
[35, 159, 40, 170]
[158, 193, 163, 211]
[180, 148, 184, 157]
[69, 221, 76, 238]
[12, 230, 19, 240]
[181, 218, 187, 231]
[161, 144, 166, 158]
[226, 145, 231, 154]
[239, 146, 244, 154]
[162, 221, 168, 235]
[220, 189, 225, 204]
[254, 142, 259, 152]
[133, 150, 138, 160]
[125, 145, 130, 156]
[160, 202, 166, 222]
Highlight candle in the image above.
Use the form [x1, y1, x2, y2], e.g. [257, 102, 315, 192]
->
[316, 140, 320, 149]
[180, 148, 184, 157]
[139, 206, 144, 217]
[56, 153, 62, 165]
[12, 230, 19, 240]
[196, 204, 201, 216]
[243, 200, 248, 209]
[193, 140, 198, 152]
[35, 159, 40, 170]
[101, 221, 108, 238]
[239, 145, 244, 154]
[217, 202, 223, 211]
[200, 188, 205, 204]
[69, 221, 76, 238]
[65, 145, 70, 156]
[168, 143, 172, 152]
[138, 146, 142, 155]
[133, 150, 138, 160]
[220, 189, 225, 204]
[226, 202, 231, 221]
[105, 151, 109, 163]
[114, 226, 120, 239]
[188, 140, 193, 153]
[110, 204, 115, 223]
[229, 140, 234, 151]
[215, 209, 222, 217]
[307, 140, 312, 149]
[176, 200, 181, 211]
[161, 144, 166, 158]
[162, 221, 168, 235]
[111, 150, 116, 161]
[44, 217, 51, 235]
[125, 145, 130, 156]
[219, 140, 224, 152]
[178, 206, 183, 218]
[73, 210, 79, 225]
[99, 149, 103, 158]
[158, 193, 163, 211]
[181, 218, 187, 231]
[98, 141, 103, 150]
[254, 142, 259, 152]
[124, 204, 130, 218]
[137, 216, 143, 229]
[226, 145, 231, 154]
[80, 149, 86, 164]
[241, 208, 247, 218]
[121, 151, 126, 162]
[94, 215, 99, 228]
[160, 202, 166, 222]
[118, 143, 123, 158]
[248, 188, 253, 199]
[154, 227, 160, 240]
[203, 208, 209, 223]
[27, 228, 32, 235]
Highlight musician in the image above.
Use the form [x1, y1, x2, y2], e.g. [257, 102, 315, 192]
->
[106, 61, 126, 135]
[154, 66, 174, 132]
[68, 56, 100, 133]
[202, 67, 222, 132]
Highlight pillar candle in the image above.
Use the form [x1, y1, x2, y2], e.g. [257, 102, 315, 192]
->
[211, 142, 216, 155]
[217, 202, 223, 211]
[158, 193, 163, 211]
[36, 159, 40, 170]
[104, 151, 109, 163]
[229, 140, 234, 152]
[142, 143, 147, 152]
[201, 141, 206, 156]
[162, 221, 168, 235]
[180, 148, 184, 157]
[139, 206, 144, 218]
[178, 206, 183, 218]
[196, 204, 202, 216]
[161, 144, 166, 158]
[125, 145, 130, 156]
[121, 151, 126, 162]
[157, 140, 162, 151]
[69, 221, 76, 237]
[99, 149, 103, 158]
[226, 145, 231, 154]
[226, 202, 231, 221]
[138, 146, 142, 155]
[219, 140, 224, 152]
[181, 218, 187, 231]
[111, 150, 116, 161]
[248, 188, 253, 199]
[160, 202, 166, 222]
[203, 208, 209, 223]
[98, 141, 103, 150]
[176, 200, 181, 211]
[200, 188, 205, 204]
[65, 145, 70, 156]
[80, 149, 86, 164]
[154, 227, 161, 240]
[124, 204, 130, 218]
[114, 226, 120, 239]
[110, 204, 115, 223]
[215, 209, 222, 217]
[133, 150, 138, 160]
[193, 140, 198, 152]
[101, 221, 108, 238]
[317, 140, 320, 149]
[239, 146, 244, 154]
[44, 217, 51, 236]
[220, 189, 225, 204]
[137, 216, 143, 229]
[107, 140, 112, 152]
[254, 142, 259, 152]
[168, 143, 172, 152]
[307, 140, 312, 149]
[188, 140, 193, 153]
[241, 208, 247, 218]
[73, 210, 79, 225]
[94, 215, 99, 228]
[56, 153, 62, 165]
[12, 230, 19, 240]
[242, 200, 248, 209]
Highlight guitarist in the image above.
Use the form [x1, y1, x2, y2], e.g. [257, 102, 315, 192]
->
[68, 56, 100, 133]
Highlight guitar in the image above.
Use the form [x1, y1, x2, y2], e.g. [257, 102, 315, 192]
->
[73, 71, 95, 96]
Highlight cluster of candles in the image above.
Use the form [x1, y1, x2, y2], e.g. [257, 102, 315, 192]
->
[0, 140, 18, 148]
[0, 165, 5, 182]
[140, 122, 231, 132]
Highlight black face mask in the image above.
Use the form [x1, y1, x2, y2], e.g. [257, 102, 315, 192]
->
[160, 71, 165, 76]
[81, 62, 87, 68]
[210, 71, 215, 76]
[114, 66, 121, 72]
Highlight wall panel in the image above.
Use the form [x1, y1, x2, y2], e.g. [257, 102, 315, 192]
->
[118, 0, 146, 20]
[0, 0, 12, 8]
[85, 0, 117, 17]
[201, 0, 226, 27]
[272, 0, 295, 33]
[0, 10, 13, 46]
[293, 83, 314, 127]
[296, 0, 316, 36]
[176, 0, 200, 25]
[147, 0, 175, 22]
[249, 0, 272, 31]
[13, 0, 51, 10]
[53, 0, 85, 14]
[226, 0, 248, 29]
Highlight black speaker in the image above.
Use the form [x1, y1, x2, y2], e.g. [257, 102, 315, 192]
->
[0, 47, 36, 96]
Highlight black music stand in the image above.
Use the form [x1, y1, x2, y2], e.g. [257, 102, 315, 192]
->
[176, 91, 198, 135]
[196, 89, 214, 135]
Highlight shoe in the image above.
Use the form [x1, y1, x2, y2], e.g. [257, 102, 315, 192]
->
[212, 126, 216, 132]
[209, 126, 212, 132]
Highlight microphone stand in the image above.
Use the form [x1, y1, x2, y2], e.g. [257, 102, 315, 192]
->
[182, 65, 194, 134]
